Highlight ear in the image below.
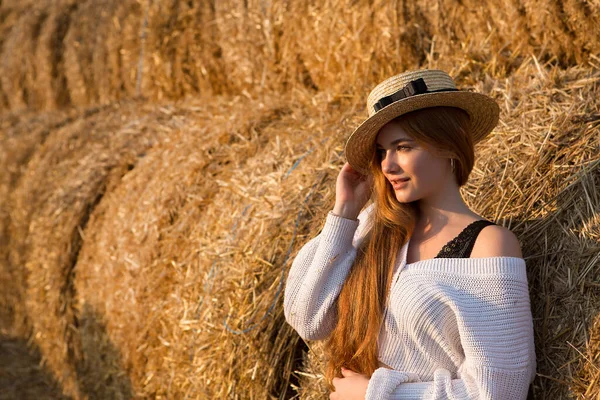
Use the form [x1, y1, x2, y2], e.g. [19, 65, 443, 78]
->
[341, 367, 358, 377]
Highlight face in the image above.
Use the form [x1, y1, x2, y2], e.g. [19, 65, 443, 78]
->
[375, 119, 452, 203]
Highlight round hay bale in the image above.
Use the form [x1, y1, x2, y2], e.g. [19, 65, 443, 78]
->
[73, 124, 229, 398]
[9, 100, 162, 398]
[71, 91, 352, 397]
[2, 0, 600, 113]
[0, 108, 77, 335]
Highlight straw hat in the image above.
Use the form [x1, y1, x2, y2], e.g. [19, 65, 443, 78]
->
[345, 69, 500, 175]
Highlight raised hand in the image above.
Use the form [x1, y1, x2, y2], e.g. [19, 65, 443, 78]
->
[332, 162, 373, 220]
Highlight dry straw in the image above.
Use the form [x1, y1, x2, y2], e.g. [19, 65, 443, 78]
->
[2, 61, 599, 398]
[70, 92, 350, 398]
[1, 0, 600, 399]
[0, 8, 41, 111]
[8, 100, 171, 398]
[0, 107, 79, 334]
[1, 0, 600, 112]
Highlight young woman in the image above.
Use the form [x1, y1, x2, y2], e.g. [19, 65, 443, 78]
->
[283, 69, 536, 399]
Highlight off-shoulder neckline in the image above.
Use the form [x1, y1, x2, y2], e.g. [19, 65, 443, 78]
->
[405, 256, 526, 267]
[404, 234, 525, 266]
[399, 236, 527, 277]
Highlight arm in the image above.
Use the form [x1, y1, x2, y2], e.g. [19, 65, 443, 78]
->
[283, 203, 374, 340]
[365, 271, 537, 400]
[366, 364, 534, 400]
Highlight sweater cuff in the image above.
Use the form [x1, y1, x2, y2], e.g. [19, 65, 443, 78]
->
[365, 368, 422, 400]
[320, 210, 360, 246]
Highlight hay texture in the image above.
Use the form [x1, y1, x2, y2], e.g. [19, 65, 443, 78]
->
[71, 91, 350, 398]
[1, 0, 600, 112]
[573, 312, 600, 398]
[7, 100, 178, 398]
[3, 62, 599, 398]
[0, 0, 600, 399]
[0, 107, 77, 334]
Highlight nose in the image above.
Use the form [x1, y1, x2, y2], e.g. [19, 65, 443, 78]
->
[381, 150, 399, 174]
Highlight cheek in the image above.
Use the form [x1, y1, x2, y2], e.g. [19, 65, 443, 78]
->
[405, 152, 447, 183]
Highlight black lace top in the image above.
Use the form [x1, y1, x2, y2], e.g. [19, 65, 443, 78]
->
[433, 219, 497, 259]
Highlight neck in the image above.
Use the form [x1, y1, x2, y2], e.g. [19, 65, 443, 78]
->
[414, 179, 472, 232]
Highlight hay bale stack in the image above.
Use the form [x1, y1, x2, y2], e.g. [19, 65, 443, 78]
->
[2, 64, 598, 398]
[2, 0, 600, 112]
[71, 93, 325, 397]
[68, 60, 600, 399]
[0, 1, 599, 398]
[8, 100, 174, 398]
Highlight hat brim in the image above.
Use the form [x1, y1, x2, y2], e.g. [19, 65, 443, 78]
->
[345, 91, 500, 175]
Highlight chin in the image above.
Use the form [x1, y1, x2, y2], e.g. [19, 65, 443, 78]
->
[395, 192, 415, 203]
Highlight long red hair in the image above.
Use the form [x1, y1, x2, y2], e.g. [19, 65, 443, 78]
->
[324, 106, 474, 389]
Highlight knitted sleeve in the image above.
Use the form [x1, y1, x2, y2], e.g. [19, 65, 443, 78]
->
[364, 272, 537, 400]
[283, 204, 373, 341]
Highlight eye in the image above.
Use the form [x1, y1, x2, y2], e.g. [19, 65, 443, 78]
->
[376, 148, 386, 158]
[397, 145, 411, 151]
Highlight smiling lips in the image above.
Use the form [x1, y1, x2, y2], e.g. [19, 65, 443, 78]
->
[390, 177, 410, 189]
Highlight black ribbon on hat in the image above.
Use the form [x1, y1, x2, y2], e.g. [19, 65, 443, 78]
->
[373, 78, 459, 113]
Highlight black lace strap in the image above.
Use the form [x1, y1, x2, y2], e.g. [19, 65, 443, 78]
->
[435, 220, 497, 259]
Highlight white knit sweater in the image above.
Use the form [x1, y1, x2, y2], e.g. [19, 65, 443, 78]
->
[283, 203, 536, 399]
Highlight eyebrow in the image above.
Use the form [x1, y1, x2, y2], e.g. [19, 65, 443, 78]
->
[376, 138, 415, 148]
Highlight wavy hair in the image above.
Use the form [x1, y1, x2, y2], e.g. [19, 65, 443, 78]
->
[324, 106, 474, 389]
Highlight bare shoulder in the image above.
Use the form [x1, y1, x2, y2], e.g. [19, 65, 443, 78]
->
[470, 223, 524, 259]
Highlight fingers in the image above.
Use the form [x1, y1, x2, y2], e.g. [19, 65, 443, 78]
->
[331, 368, 360, 399]
[344, 162, 367, 178]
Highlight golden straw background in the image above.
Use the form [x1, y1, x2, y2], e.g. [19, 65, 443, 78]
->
[0, 0, 599, 399]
